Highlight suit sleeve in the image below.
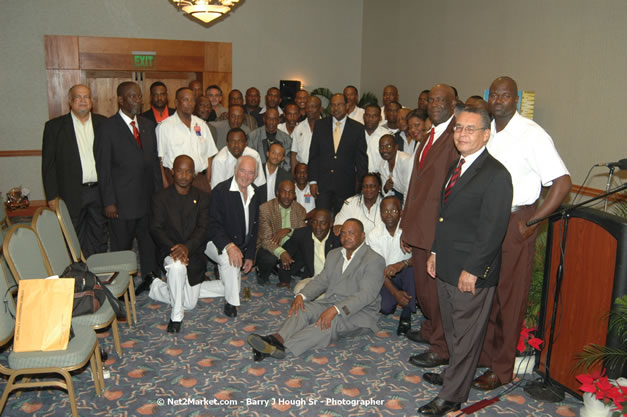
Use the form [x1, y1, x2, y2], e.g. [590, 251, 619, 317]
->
[257, 202, 280, 254]
[150, 192, 175, 250]
[336, 250, 385, 316]
[355, 125, 368, 181]
[41, 120, 59, 200]
[463, 167, 513, 278]
[308, 123, 321, 182]
[94, 122, 116, 207]
[184, 191, 210, 253]
[244, 195, 260, 260]
[145, 121, 163, 191]
[207, 188, 232, 252]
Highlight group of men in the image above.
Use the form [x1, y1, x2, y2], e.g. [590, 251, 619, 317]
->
[41, 75, 571, 416]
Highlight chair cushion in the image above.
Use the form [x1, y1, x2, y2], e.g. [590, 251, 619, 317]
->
[86, 251, 137, 274]
[71, 299, 115, 328]
[8, 324, 96, 369]
[104, 271, 130, 297]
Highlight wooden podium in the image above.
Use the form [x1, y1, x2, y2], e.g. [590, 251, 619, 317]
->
[536, 206, 627, 397]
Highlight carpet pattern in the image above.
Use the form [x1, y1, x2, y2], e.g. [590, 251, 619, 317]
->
[0, 273, 583, 417]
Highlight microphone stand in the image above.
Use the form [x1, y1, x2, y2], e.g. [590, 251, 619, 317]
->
[524, 183, 627, 402]
[604, 166, 616, 212]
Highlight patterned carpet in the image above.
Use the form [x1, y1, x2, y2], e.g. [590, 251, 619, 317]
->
[0, 273, 584, 417]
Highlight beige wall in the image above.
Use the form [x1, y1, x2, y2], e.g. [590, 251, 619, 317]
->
[0, 0, 364, 200]
[361, 0, 627, 192]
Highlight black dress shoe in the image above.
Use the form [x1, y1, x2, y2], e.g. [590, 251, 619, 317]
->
[397, 319, 411, 336]
[418, 397, 461, 416]
[135, 273, 155, 295]
[167, 320, 182, 333]
[408, 351, 449, 368]
[224, 302, 237, 318]
[406, 329, 429, 344]
[100, 349, 108, 362]
[423, 372, 443, 386]
[252, 348, 269, 362]
[247, 334, 286, 359]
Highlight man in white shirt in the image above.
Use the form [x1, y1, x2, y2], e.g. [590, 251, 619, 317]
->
[211, 128, 265, 188]
[333, 173, 384, 237]
[259, 143, 293, 203]
[344, 85, 365, 123]
[381, 85, 400, 122]
[157, 87, 218, 193]
[381, 101, 401, 134]
[291, 96, 322, 167]
[367, 196, 415, 336]
[363, 104, 393, 172]
[294, 163, 316, 214]
[278, 103, 300, 169]
[258, 87, 284, 122]
[377, 134, 413, 199]
[294, 89, 309, 122]
[472, 76, 572, 391]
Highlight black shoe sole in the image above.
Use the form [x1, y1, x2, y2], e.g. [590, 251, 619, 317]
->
[247, 334, 286, 359]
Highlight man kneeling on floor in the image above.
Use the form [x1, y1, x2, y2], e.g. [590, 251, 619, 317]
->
[247, 219, 385, 360]
[148, 154, 210, 333]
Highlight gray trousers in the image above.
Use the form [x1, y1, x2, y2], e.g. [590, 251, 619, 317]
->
[278, 301, 363, 357]
[438, 279, 495, 403]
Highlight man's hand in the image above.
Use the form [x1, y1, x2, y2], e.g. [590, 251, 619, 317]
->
[288, 294, 305, 317]
[400, 235, 412, 254]
[384, 178, 394, 193]
[47, 200, 57, 210]
[332, 225, 342, 236]
[315, 306, 338, 331]
[242, 259, 253, 274]
[309, 183, 319, 199]
[518, 218, 538, 240]
[279, 251, 294, 270]
[458, 270, 478, 294]
[104, 204, 118, 219]
[170, 244, 189, 264]
[392, 289, 412, 308]
[271, 228, 291, 245]
[226, 244, 243, 269]
[384, 262, 404, 280]
[426, 253, 436, 278]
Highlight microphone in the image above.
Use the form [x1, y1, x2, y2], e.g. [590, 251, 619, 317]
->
[595, 158, 627, 170]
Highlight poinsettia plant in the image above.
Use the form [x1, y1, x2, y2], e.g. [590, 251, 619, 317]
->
[576, 369, 627, 416]
[517, 324, 543, 354]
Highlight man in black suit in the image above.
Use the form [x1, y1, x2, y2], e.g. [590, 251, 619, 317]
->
[140, 81, 175, 125]
[148, 155, 210, 333]
[286, 209, 341, 293]
[42, 84, 107, 257]
[417, 106, 512, 416]
[94, 81, 163, 288]
[257, 142, 293, 204]
[308, 93, 368, 214]
[204, 155, 260, 318]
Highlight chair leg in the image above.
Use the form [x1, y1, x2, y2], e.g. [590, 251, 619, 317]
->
[14, 376, 29, 398]
[128, 273, 137, 323]
[111, 318, 123, 357]
[89, 347, 101, 396]
[59, 369, 78, 417]
[0, 374, 18, 415]
[94, 342, 106, 390]
[123, 291, 133, 327]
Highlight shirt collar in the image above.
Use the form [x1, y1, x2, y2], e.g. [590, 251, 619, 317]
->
[313, 230, 330, 244]
[459, 146, 486, 167]
[229, 176, 255, 197]
[341, 241, 365, 261]
[118, 109, 137, 125]
[70, 111, 91, 126]
[433, 114, 454, 137]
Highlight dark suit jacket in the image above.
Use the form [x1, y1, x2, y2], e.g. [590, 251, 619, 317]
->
[283, 226, 341, 278]
[94, 113, 162, 219]
[150, 186, 210, 286]
[42, 112, 106, 218]
[432, 150, 512, 288]
[208, 177, 260, 260]
[400, 118, 459, 250]
[308, 116, 368, 197]
[256, 165, 293, 204]
[140, 107, 175, 125]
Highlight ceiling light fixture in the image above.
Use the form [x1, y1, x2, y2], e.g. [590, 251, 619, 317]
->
[170, 0, 241, 24]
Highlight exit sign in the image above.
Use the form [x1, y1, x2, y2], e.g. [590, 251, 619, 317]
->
[132, 51, 156, 68]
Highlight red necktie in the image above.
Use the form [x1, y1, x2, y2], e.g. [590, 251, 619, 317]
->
[444, 158, 465, 202]
[130, 120, 142, 149]
[419, 127, 435, 169]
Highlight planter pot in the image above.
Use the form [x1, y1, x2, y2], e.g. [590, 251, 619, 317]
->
[580, 393, 613, 417]
[514, 355, 536, 376]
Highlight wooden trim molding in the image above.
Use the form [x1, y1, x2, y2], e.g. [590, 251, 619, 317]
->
[571, 184, 626, 202]
[0, 150, 42, 157]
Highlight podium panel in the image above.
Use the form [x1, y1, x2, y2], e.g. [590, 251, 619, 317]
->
[537, 207, 627, 397]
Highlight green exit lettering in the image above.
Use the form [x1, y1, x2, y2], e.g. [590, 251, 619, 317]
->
[134, 55, 154, 68]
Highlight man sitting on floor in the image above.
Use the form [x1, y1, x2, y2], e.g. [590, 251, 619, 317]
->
[148, 155, 210, 333]
[247, 219, 385, 360]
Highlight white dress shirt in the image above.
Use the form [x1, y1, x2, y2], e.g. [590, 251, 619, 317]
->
[295, 183, 316, 213]
[277, 122, 295, 137]
[366, 222, 411, 265]
[341, 242, 365, 273]
[229, 176, 255, 235]
[292, 119, 317, 164]
[210, 146, 266, 188]
[156, 112, 218, 173]
[366, 125, 393, 172]
[377, 151, 413, 197]
[265, 163, 278, 201]
[70, 112, 98, 183]
[334, 194, 383, 236]
[348, 106, 365, 124]
[487, 112, 569, 206]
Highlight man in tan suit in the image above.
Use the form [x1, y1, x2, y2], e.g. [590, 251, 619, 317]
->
[256, 179, 307, 288]
[400, 84, 459, 368]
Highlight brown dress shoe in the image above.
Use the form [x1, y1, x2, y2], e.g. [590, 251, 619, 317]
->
[472, 369, 503, 391]
[277, 282, 290, 289]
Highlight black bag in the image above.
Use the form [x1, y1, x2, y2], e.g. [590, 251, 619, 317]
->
[61, 262, 126, 319]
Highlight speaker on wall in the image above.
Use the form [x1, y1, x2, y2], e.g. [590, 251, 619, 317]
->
[280, 80, 301, 106]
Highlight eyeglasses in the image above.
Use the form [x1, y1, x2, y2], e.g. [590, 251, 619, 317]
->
[453, 125, 488, 134]
[381, 209, 399, 215]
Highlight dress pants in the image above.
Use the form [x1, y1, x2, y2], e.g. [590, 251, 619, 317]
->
[411, 248, 448, 359]
[204, 241, 242, 306]
[278, 301, 362, 357]
[438, 280, 495, 403]
[256, 248, 292, 283]
[71, 184, 107, 258]
[380, 267, 416, 314]
[149, 256, 219, 321]
[316, 189, 351, 216]
[108, 215, 157, 276]
[478, 205, 537, 384]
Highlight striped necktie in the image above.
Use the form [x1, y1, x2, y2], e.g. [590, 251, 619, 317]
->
[443, 158, 465, 202]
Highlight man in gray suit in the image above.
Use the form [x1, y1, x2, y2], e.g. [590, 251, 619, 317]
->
[247, 218, 385, 360]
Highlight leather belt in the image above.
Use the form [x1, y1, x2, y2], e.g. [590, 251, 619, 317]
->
[82, 182, 98, 188]
[511, 204, 532, 213]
